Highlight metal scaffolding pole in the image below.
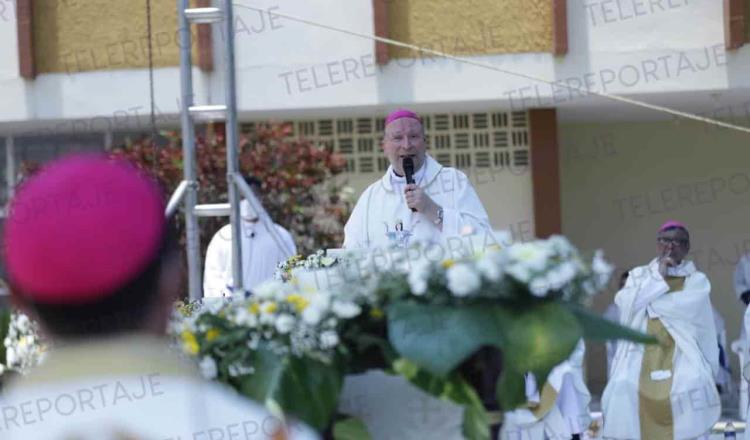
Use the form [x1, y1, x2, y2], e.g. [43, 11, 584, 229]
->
[222, 0, 243, 293]
[177, 0, 202, 301]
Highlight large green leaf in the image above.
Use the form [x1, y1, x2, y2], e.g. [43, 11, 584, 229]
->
[387, 302, 508, 376]
[498, 302, 582, 411]
[393, 358, 490, 440]
[502, 302, 581, 381]
[239, 346, 343, 431]
[565, 304, 657, 344]
[333, 417, 372, 440]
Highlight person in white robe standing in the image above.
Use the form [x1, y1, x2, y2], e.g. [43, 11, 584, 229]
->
[343, 109, 491, 250]
[203, 176, 297, 297]
[602, 220, 720, 440]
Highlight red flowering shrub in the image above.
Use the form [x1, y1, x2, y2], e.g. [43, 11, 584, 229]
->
[111, 123, 352, 256]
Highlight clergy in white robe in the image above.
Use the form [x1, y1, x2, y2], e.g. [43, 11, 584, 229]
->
[0, 156, 315, 439]
[602, 221, 720, 440]
[204, 197, 297, 297]
[500, 340, 592, 440]
[343, 109, 491, 250]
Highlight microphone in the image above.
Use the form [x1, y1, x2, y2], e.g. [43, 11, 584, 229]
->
[403, 157, 417, 212]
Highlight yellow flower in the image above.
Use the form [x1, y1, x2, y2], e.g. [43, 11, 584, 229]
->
[248, 303, 260, 315]
[441, 259, 455, 269]
[181, 331, 199, 355]
[286, 294, 310, 313]
[369, 308, 384, 319]
[264, 302, 278, 314]
[206, 329, 220, 342]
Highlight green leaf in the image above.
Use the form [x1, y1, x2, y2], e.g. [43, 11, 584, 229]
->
[393, 358, 490, 440]
[387, 302, 508, 376]
[333, 417, 372, 440]
[496, 369, 527, 411]
[565, 304, 657, 344]
[239, 346, 343, 431]
[502, 302, 582, 385]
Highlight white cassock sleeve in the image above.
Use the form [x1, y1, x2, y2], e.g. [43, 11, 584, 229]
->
[342, 186, 372, 249]
[735, 255, 750, 301]
[440, 170, 491, 237]
[203, 228, 231, 298]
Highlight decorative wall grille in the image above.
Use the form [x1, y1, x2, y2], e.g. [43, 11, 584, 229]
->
[241, 111, 530, 174]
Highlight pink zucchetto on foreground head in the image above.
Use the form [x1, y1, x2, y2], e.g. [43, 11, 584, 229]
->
[4, 154, 166, 304]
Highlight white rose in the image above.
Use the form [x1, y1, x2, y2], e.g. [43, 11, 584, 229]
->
[199, 356, 218, 380]
[320, 330, 340, 349]
[275, 314, 296, 334]
[331, 301, 361, 319]
[447, 263, 481, 297]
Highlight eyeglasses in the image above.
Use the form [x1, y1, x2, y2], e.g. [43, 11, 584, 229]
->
[657, 237, 688, 246]
[386, 134, 424, 143]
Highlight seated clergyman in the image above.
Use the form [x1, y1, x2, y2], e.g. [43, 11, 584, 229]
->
[602, 221, 720, 440]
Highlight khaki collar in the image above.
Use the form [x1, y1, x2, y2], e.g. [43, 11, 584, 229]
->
[7, 334, 197, 389]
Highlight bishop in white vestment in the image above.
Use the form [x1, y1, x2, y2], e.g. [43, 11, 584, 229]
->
[343, 109, 491, 250]
[602, 221, 720, 440]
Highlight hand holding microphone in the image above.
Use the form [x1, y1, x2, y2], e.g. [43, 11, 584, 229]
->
[403, 157, 417, 213]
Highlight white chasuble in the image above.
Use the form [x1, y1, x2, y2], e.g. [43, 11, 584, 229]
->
[602, 260, 720, 440]
[343, 155, 491, 250]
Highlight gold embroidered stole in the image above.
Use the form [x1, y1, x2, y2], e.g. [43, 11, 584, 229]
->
[638, 276, 684, 440]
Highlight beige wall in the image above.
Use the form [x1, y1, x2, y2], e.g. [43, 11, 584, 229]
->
[33, 0, 197, 74]
[387, 0, 553, 59]
[560, 120, 750, 394]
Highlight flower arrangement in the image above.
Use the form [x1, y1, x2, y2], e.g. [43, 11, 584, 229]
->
[170, 235, 652, 439]
[1, 311, 45, 375]
[273, 250, 339, 282]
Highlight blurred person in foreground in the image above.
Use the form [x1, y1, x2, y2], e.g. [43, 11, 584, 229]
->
[203, 176, 296, 298]
[343, 108, 491, 249]
[0, 155, 315, 440]
[602, 221, 719, 440]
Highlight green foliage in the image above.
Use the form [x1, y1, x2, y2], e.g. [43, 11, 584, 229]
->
[238, 345, 343, 431]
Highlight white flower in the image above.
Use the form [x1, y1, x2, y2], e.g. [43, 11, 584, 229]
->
[476, 253, 503, 282]
[320, 330, 340, 349]
[507, 242, 551, 272]
[529, 277, 550, 297]
[228, 363, 255, 377]
[506, 263, 532, 283]
[331, 301, 361, 319]
[446, 263, 481, 297]
[199, 356, 218, 379]
[275, 314, 295, 334]
[302, 306, 325, 325]
[254, 280, 284, 300]
[546, 261, 578, 290]
[234, 308, 258, 328]
[408, 261, 431, 296]
[592, 250, 614, 288]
